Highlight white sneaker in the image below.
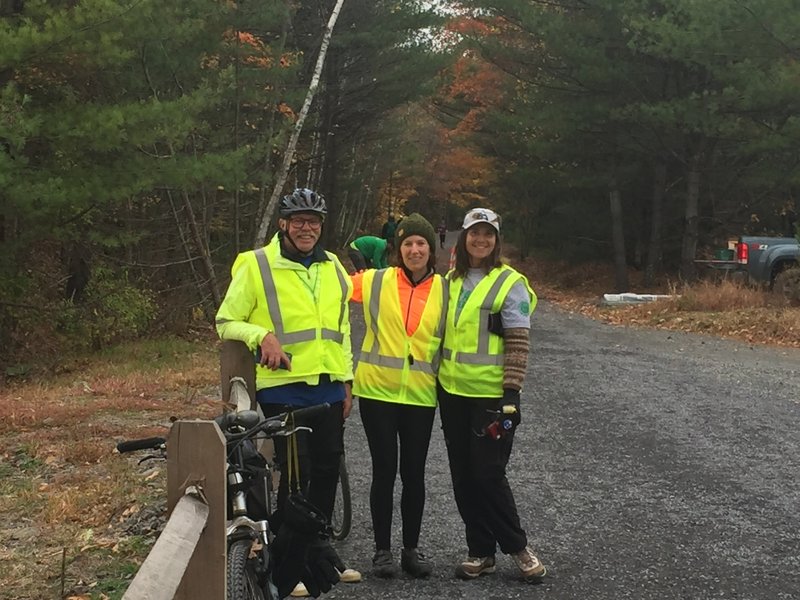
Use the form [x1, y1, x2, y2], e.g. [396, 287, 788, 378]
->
[455, 555, 496, 579]
[339, 567, 362, 583]
[511, 546, 546, 581]
[290, 582, 309, 597]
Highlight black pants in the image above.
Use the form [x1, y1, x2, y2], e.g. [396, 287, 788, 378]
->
[348, 248, 369, 272]
[438, 385, 527, 556]
[359, 397, 435, 550]
[261, 402, 344, 522]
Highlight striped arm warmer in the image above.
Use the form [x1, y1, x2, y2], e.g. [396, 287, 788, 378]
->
[503, 327, 531, 391]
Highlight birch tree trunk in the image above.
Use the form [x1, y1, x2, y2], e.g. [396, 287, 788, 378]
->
[253, 0, 347, 247]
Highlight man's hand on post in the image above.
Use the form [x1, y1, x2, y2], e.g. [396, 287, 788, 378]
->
[258, 332, 292, 371]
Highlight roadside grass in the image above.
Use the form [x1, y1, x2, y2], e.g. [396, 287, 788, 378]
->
[516, 254, 800, 348]
[672, 278, 785, 311]
[0, 335, 220, 600]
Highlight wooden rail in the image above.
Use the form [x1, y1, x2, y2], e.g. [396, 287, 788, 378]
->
[122, 421, 226, 600]
[121, 489, 209, 600]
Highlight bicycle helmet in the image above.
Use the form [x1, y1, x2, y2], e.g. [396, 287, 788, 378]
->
[279, 188, 327, 218]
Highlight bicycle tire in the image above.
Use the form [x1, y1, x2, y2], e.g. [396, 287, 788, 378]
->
[331, 455, 352, 540]
[227, 538, 270, 600]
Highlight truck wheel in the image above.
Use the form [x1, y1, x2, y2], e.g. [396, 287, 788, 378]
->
[773, 267, 800, 306]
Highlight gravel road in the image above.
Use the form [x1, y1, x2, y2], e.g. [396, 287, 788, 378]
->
[326, 274, 800, 599]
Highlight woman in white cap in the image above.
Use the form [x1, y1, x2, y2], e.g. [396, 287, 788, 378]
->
[437, 207, 546, 583]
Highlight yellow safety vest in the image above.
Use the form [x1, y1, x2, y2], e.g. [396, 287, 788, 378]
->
[217, 235, 353, 391]
[354, 268, 447, 407]
[438, 265, 533, 398]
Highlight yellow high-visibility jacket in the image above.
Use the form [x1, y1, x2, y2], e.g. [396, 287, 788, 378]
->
[215, 234, 354, 391]
[353, 268, 446, 407]
[439, 265, 534, 398]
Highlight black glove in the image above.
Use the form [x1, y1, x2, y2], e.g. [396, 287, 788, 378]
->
[500, 388, 522, 428]
[304, 538, 345, 595]
[271, 494, 344, 598]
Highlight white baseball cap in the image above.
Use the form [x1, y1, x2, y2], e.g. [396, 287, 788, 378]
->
[462, 207, 501, 232]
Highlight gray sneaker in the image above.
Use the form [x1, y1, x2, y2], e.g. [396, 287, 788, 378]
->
[372, 549, 397, 578]
[511, 546, 546, 582]
[454, 555, 496, 580]
[401, 548, 432, 578]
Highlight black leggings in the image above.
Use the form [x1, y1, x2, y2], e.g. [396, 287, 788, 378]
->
[261, 402, 344, 522]
[438, 386, 528, 556]
[359, 398, 435, 550]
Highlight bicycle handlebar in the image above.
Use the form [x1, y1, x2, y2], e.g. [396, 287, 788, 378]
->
[117, 437, 167, 453]
[229, 402, 332, 443]
[116, 403, 332, 453]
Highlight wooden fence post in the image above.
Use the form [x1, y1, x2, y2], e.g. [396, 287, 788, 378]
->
[168, 420, 227, 600]
[220, 340, 255, 409]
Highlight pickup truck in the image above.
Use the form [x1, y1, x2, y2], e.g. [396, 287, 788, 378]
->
[696, 235, 800, 304]
[733, 235, 799, 287]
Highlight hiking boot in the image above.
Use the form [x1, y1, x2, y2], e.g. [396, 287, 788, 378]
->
[372, 550, 397, 578]
[511, 546, 546, 582]
[454, 555, 496, 580]
[401, 548, 432, 578]
[339, 567, 362, 583]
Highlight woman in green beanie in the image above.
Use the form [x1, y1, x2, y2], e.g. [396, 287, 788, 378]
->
[350, 213, 445, 579]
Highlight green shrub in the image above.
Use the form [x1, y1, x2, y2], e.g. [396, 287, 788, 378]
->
[57, 266, 156, 351]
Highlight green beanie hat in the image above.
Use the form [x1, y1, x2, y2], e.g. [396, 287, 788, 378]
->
[395, 213, 437, 251]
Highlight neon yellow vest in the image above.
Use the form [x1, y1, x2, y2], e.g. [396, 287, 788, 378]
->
[353, 268, 447, 407]
[245, 237, 352, 390]
[439, 265, 533, 398]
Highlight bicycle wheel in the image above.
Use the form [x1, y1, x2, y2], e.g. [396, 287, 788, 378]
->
[331, 454, 352, 540]
[227, 538, 270, 600]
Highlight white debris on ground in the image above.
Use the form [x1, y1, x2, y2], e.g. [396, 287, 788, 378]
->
[602, 293, 677, 305]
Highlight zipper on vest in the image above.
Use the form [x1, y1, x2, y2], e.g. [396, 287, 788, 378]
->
[408, 354, 414, 365]
[404, 286, 415, 330]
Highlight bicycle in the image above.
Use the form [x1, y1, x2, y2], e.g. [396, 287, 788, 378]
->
[117, 402, 330, 600]
[227, 367, 352, 542]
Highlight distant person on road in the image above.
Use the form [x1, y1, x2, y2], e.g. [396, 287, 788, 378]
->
[348, 235, 391, 273]
[350, 213, 446, 580]
[215, 188, 361, 596]
[436, 219, 447, 249]
[381, 214, 398, 240]
[438, 207, 546, 583]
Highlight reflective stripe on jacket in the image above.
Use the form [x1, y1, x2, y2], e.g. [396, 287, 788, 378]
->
[215, 234, 353, 390]
[438, 264, 533, 398]
[353, 268, 447, 407]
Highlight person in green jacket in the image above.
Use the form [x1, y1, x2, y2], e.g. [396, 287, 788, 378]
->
[348, 235, 391, 272]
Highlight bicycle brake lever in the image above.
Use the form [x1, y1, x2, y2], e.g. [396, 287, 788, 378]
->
[275, 426, 313, 437]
